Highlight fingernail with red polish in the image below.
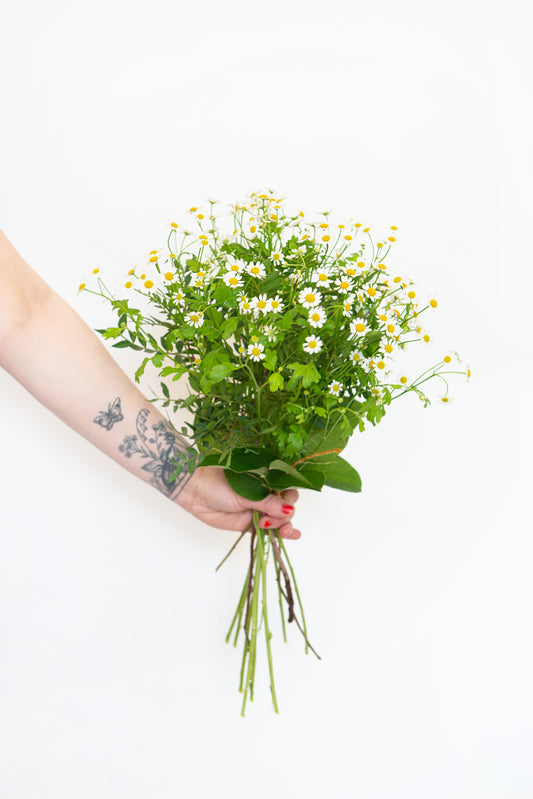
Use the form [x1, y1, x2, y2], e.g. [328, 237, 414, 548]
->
[263, 520, 272, 528]
[282, 504, 294, 514]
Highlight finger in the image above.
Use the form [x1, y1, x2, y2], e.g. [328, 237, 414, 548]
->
[244, 492, 297, 520]
[281, 488, 299, 506]
[257, 517, 302, 541]
[280, 524, 302, 540]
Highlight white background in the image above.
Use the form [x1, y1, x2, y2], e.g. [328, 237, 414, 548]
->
[1, 0, 532, 796]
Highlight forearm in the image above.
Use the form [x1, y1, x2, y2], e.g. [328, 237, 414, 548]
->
[0, 238, 195, 503]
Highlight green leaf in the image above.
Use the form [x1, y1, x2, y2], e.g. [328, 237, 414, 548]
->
[268, 459, 313, 486]
[161, 382, 170, 399]
[263, 349, 277, 371]
[298, 464, 326, 491]
[229, 448, 277, 472]
[209, 362, 239, 382]
[112, 340, 143, 350]
[287, 361, 320, 387]
[265, 469, 314, 491]
[220, 316, 239, 340]
[319, 455, 362, 493]
[268, 372, 284, 392]
[224, 469, 269, 501]
[134, 357, 150, 382]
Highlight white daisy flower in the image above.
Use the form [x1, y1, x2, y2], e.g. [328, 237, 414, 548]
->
[251, 294, 270, 314]
[223, 271, 243, 289]
[313, 268, 331, 287]
[247, 261, 266, 278]
[264, 325, 277, 342]
[343, 263, 362, 279]
[268, 295, 284, 313]
[184, 311, 204, 328]
[350, 317, 368, 336]
[302, 335, 323, 354]
[328, 380, 343, 396]
[384, 320, 399, 336]
[342, 294, 356, 317]
[173, 287, 185, 306]
[298, 287, 322, 308]
[335, 276, 353, 294]
[226, 259, 246, 274]
[308, 307, 326, 328]
[348, 349, 364, 365]
[363, 284, 380, 302]
[247, 342, 266, 362]
[270, 250, 284, 265]
[238, 295, 253, 314]
[287, 245, 306, 259]
[371, 386, 384, 403]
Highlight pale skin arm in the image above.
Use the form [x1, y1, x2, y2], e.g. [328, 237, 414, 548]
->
[0, 230, 301, 539]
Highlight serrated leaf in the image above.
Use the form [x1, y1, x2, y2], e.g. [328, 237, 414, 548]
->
[268, 372, 284, 392]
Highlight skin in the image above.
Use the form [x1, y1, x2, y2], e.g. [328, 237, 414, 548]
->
[0, 229, 302, 540]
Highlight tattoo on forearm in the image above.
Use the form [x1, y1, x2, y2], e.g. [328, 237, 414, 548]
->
[93, 397, 124, 430]
[118, 407, 197, 499]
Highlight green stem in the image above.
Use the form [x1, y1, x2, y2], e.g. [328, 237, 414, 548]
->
[258, 525, 279, 713]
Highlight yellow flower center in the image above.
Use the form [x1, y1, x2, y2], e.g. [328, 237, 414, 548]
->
[271, 300, 279, 308]
[367, 287, 377, 297]
[272, 253, 281, 261]
[250, 226, 257, 233]
[344, 234, 353, 241]
[377, 361, 385, 369]
[442, 397, 450, 403]
[78, 283, 86, 291]
[444, 355, 452, 363]
[408, 290, 416, 299]
[164, 272, 173, 281]
[149, 256, 158, 263]
[230, 264, 240, 272]
[309, 341, 317, 348]
[190, 314, 199, 323]
[311, 312, 320, 321]
[333, 384, 339, 391]
[144, 280, 154, 289]
[430, 299, 438, 308]
[357, 261, 365, 268]
[386, 324, 395, 333]
[319, 222, 329, 228]
[389, 236, 396, 242]
[251, 266, 260, 274]
[252, 347, 261, 356]
[305, 293, 316, 304]
[322, 235, 331, 242]
[384, 344, 393, 353]
[125, 281, 132, 289]
[339, 281, 349, 290]
[229, 277, 239, 285]
[171, 223, 178, 229]
[257, 300, 266, 308]
[423, 334, 431, 342]
[393, 276, 402, 283]
[400, 376, 407, 384]
[355, 323, 365, 332]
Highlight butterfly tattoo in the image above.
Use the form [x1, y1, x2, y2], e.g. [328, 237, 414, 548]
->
[93, 397, 124, 431]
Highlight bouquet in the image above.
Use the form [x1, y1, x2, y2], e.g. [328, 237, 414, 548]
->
[82, 188, 469, 714]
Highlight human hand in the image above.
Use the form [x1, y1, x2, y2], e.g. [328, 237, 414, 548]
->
[175, 465, 301, 539]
